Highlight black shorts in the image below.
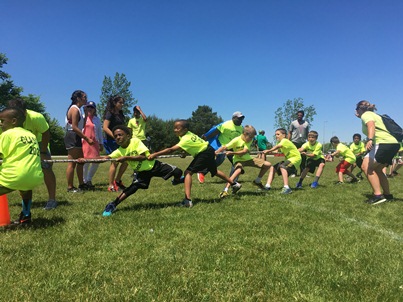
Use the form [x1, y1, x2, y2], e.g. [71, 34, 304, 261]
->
[274, 160, 297, 176]
[186, 146, 217, 176]
[370, 144, 401, 165]
[64, 131, 82, 150]
[306, 158, 325, 173]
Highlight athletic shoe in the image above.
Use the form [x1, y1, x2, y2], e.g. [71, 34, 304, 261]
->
[350, 178, 360, 183]
[85, 181, 95, 190]
[102, 202, 116, 217]
[180, 198, 193, 208]
[13, 212, 32, 225]
[263, 186, 271, 191]
[290, 174, 296, 178]
[356, 172, 363, 180]
[365, 195, 387, 205]
[310, 181, 318, 189]
[384, 194, 394, 201]
[114, 180, 126, 191]
[231, 182, 242, 194]
[281, 187, 292, 194]
[79, 183, 91, 191]
[295, 182, 303, 189]
[43, 200, 58, 210]
[335, 181, 344, 185]
[197, 173, 205, 184]
[67, 186, 81, 193]
[219, 191, 229, 199]
[252, 180, 265, 190]
[171, 176, 185, 186]
[108, 186, 117, 192]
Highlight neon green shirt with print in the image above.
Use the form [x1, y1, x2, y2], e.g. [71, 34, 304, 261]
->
[0, 127, 44, 191]
[278, 138, 302, 169]
[349, 141, 366, 156]
[337, 143, 356, 164]
[109, 137, 154, 172]
[24, 109, 49, 143]
[361, 111, 398, 144]
[177, 131, 208, 157]
[216, 120, 243, 146]
[128, 117, 146, 140]
[300, 141, 324, 160]
[225, 136, 252, 163]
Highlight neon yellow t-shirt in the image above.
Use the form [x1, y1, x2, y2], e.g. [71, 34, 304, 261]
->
[127, 117, 146, 140]
[109, 137, 154, 172]
[361, 111, 398, 144]
[300, 141, 324, 160]
[349, 141, 366, 156]
[337, 143, 356, 164]
[216, 120, 243, 146]
[0, 127, 44, 190]
[24, 109, 49, 143]
[177, 131, 208, 157]
[278, 138, 301, 169]
[225, 136, 252, 163]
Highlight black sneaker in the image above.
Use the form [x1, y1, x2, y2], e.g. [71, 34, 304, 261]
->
[67, 186, 82, 193]
[350, 178, 360, 183]
[365, 195, 387, 205]
[13, 212, 32, 225]
[384, 194, 394, 201]
[79, 183, 91, 191]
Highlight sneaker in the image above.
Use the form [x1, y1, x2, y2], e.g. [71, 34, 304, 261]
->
[171, 176, 185, 186]
[180, 198, 193, 208]
[335, 181, 344, 185]
[108, 185, 117, 192]
[43, 200, 58, 210]
[78, 183, 91, 191]
[252, 180, 265, 190]
[281, 187, 292, 194]
[197, 173, 205, 184]
[310, 181, 318, 189]
[85, 181, 95, 190]
[102, 202, 116, 217]
[384, 194, 394, 201]
[350, 178, 360, 183]
[356, 172, 363, 180]
[295, 182, 303, 189]
[67, 186, 81, 193]
[231, 182, 242, 194]
[290, 174, 296, 178]
[13, 212, 32, 225]
[365, 195, 387, 205]
[263, 185, 271, 191]
[113, 180, 126, 191]
[219, 191, 229, 199]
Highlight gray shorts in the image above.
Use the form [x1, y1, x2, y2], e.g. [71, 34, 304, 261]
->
[64, 130, 82, 150]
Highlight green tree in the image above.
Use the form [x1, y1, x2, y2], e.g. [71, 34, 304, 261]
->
[274, 97, 317, 130]
[98, 72, 136, 118]
[146, 115, 178, 152]
[0, 53, 22, 108]
[188, 105, 223, 136]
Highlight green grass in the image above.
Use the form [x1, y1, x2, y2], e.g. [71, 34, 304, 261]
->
[1, 157, 402, 301]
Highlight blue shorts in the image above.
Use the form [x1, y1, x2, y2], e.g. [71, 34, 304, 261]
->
[103, 139, 119, 155]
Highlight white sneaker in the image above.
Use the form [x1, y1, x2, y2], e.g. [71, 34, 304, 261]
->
[231, 182, 242, 194]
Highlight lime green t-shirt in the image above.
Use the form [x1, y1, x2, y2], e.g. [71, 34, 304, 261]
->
[0, 127, 44, 191]
[24, 109, 50, 143]
[109, 137, 154, 172]
[361, 111, 398, 144]
[278, 138, 302, 169]
[225, 136, 252, 163]
[216, 120, 243, 146]
[127, 117, 146, 140]
[177, 131, 208, 157]
[337, 143, 356, 164]
[300, 141, 324, 160]
[349, 141, 366, 156]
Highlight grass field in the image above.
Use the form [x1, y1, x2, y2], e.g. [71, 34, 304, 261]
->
[1, 157, 402, 301]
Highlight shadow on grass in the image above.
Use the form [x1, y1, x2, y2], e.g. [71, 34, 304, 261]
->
[1, 216, 66, 232]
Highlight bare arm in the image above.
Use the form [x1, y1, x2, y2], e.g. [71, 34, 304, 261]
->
[148, 145, 181, 160]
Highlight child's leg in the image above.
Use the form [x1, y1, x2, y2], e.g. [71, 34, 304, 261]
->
[265, 166, 275, 187]
[184, 170, 193, 200]
[223, 168, 242, 191]
[338, 171, 344, 182]
[298, 168, 310, 183]
[280, 167, 289, 187]
[257, 162, 271, 178]
[19, 190, 33, 216]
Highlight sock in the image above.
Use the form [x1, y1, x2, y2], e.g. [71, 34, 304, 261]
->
[255, 177, 262, 183]
[284, 185, 290, 189]
[22, 199, 32, 216]
[314, 176, 320, 182]
[265, 184, 271, 188]
[224, 188, 229, 192]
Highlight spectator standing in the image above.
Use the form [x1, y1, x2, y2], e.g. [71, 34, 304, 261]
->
[288, 110, 309, 175]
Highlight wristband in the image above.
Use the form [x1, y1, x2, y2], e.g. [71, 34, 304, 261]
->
[368, 138, 373, 141]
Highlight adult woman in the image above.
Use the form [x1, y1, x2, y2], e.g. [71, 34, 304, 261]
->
[103, 95, 128, 192]
[65, 90, 93, 192]
[82, 101, 104, 189]
[355, 100, 400, 204]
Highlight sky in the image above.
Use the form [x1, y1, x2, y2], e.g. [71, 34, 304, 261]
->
[1, 0, 402, 145]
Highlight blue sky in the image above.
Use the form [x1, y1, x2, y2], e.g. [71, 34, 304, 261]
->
[1, 0, 402, 145]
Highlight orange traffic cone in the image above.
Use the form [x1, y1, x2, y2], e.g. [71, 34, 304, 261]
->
[0, 194, 11, 226]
